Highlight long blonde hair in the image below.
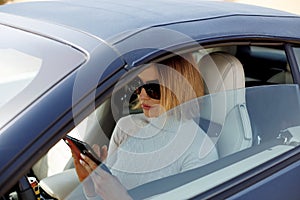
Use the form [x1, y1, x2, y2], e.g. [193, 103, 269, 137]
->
[157, 53, 204, 112]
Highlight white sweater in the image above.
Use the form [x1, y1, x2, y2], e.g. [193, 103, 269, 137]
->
[105, 113, 218, 189]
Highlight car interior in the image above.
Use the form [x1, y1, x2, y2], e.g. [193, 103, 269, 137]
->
[198, 51, 252, 158]
[21, 42, 300, 199]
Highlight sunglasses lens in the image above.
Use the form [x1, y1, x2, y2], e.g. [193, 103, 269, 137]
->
[144, 84, 160, 100]
[134, 84, 160, 100]
[129, 78, 160, 100]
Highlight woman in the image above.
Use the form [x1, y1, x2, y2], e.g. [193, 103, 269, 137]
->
[72, 53, 219, 199]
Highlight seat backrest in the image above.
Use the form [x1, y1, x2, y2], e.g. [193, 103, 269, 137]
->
[198, 52, 252, 157]
[267, 64, 293, 84]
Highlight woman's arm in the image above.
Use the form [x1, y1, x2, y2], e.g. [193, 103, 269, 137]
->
[80, 153, 132, 200]
[71, 144, 108, 197]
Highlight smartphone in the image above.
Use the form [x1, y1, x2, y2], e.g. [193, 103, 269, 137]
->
[63, 135, 101, 165]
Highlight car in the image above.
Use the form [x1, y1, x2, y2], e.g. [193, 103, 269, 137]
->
[1, 0, 300, 199]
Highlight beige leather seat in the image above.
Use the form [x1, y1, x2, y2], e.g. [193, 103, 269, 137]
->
[267, 64, 293, 84]
[198, 52, 253, 157]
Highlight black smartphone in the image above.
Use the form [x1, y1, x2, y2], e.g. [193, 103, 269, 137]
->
[63, 135, 101, 165]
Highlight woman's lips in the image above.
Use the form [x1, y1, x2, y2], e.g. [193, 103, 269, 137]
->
[141, 103, 152, 110]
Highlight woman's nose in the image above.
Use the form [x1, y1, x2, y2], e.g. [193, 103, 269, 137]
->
[139, 88, 150, 99]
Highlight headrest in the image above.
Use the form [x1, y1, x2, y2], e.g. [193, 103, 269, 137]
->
[198, 52, 246, 124]
[199, 52, 245, 94]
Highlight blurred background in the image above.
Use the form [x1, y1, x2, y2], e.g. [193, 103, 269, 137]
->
[224, 0, 300, 15]
[1, 0, 300, 15]
[0, 0, 46, 4]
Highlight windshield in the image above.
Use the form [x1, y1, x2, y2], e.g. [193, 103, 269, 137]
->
[0, 48, 41, 108]
[0, 25, 85, 129]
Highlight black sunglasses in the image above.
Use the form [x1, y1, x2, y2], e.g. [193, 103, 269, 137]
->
[129, 78, 161, 100]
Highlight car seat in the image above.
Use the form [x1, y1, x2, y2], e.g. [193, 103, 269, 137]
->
[267, 64, 293, 84]
[198, 52, 253, 158]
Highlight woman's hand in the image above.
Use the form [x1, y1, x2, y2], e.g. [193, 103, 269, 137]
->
[80, 153, 132, 200]
[72, 144, 131, 199]
[71, 144, 108, 182]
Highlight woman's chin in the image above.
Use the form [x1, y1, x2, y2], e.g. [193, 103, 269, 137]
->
[143, 109, 165, 118]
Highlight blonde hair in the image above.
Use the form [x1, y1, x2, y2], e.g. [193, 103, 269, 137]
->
[157, 53, 204, 112]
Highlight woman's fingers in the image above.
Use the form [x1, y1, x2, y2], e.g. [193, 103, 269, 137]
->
[92, 144, 100, 157]
[76, 144, 108, 182]
[100, 145, 108, 161]
[91, 167, 132, 200]
[81, 153, 98, 171]
[68, 140, 81, 160]
[92, 144, 108, 161]
[79, 159, 92, 174]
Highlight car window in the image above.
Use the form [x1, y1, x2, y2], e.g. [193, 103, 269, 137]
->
[238, 45, 291, 86]
[0, 25, 86, 129]
[0, 48, 41, 108]
[17, 44, 300, 200]
[61, 85, 300, 200]
[195, 45, 291, 87]
[126, 85, 300, 200]
[293, 47, 300, 73]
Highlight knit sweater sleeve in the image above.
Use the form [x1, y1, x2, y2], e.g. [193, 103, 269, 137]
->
[83, 116, 132, 200]
[107, 125, 122, 157]
[180, 122, 219, 172]
[107, 116, 131, 158]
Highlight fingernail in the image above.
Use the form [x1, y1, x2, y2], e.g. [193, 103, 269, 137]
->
[80, 153, 85, 159]
[79, 159, 84, 165]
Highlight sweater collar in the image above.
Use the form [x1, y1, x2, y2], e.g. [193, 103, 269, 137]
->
[130, 113, 183, 138]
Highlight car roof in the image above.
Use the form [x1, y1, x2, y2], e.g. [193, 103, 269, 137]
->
[0, 0, 299, 44]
